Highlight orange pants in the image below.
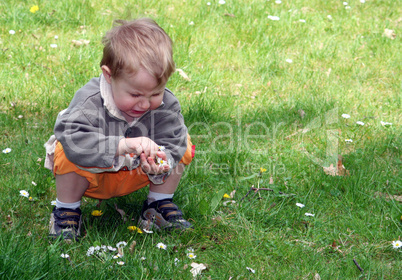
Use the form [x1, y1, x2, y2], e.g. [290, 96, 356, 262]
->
[53, 136, 194, 200]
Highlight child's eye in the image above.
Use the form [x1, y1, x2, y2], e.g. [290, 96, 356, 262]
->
[130, 94, 140, 98]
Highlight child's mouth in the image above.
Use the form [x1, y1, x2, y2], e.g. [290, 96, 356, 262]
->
[131, 110, 147, 115]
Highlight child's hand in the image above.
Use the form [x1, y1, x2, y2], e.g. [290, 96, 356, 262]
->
[118, 137, 159, 158]
[140, 151, 170, 174]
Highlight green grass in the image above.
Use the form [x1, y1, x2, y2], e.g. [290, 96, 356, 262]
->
[0, 0, 401, 279]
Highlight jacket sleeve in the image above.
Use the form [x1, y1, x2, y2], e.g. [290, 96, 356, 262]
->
[54, 105, 123, 172]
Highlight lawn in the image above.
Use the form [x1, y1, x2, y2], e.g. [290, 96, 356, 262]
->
[0, 0, 401, 279]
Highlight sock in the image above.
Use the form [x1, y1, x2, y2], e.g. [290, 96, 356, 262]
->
[56, 198, 81, 210]
[147, 191, 174, 204]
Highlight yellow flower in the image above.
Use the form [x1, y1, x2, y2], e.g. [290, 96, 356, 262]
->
[223, 193, 230, 199]
[127, 226, 143, 234]
[260, 168, 267, 173]
[29, 196, 33, 201]
[30, 5, 39, 13]
[91, 210, 103, 217]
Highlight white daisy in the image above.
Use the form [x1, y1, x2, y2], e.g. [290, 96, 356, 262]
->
[9, 30, 15, 35]
[51, 200, 57, 206]
[275, 0, 282, 4]
[142, 228, 154, 234]
[187, 252, 197, 259]
[54, 35, 59, 40]
[305, 213, 315, 217]
[341, 114, 351, 119]
[108, 246, 117, 251]
[380, 121, 392, 127]
[327, 15, 333, 21]
[223, 200, 236, 206]
[86, 247, 95, 256]
[343, 2, 348, 5]
[117, 261, 125, 265]
[218, 0, 226, 4]
[19, 190, 29, 198]
[157, 157, 166, 165]
[246, 267, 256, 273]
[299, 19, 306, 23]
[360, 0, 365, 3]
[156, 242, 167, 250]
[2, 148, 12, 154]
[268, 15, 280, 21]
[296, 203, 305, 208]
[116, 241, 127, 248]
[356, 121, 365, 126]
[392, 240, 402, 249]
[61, 253, 70, 258]
[50, 44, 57, 48]
[345, 139, 353, 143]
[285, 59, 293, 63]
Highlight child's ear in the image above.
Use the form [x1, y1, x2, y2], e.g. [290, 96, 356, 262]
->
[101, 65, 112, 84]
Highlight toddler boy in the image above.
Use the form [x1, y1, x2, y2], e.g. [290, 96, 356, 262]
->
[45, 18, 194, 241]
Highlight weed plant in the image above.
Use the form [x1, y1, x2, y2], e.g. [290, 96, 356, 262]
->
[0, 0, 400, 279]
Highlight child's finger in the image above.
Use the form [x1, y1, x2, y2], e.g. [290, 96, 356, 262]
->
[140, 153, 151, 172]
[162, 165, 170, 172]
[147, 157, 155, 165]
[156, 151, 167, 160]
[146, 157, 165, 174]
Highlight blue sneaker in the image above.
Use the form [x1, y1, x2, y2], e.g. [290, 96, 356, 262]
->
[49, 207, 82, 242]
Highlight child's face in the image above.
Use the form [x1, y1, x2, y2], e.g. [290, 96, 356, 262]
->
[102, 66, 165, 121]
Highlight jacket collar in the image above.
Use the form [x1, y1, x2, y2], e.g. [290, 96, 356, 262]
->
[100, 74, 127, 121]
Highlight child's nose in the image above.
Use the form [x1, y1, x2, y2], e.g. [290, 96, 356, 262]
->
[138, 99, 150, 110]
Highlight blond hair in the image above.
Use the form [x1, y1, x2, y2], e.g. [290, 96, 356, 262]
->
[100, 18, 175, 85]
